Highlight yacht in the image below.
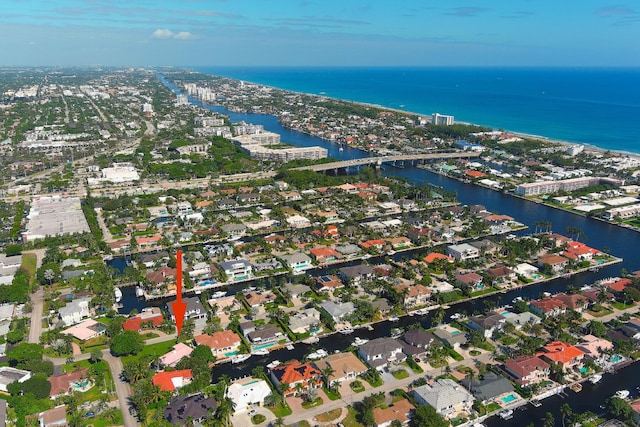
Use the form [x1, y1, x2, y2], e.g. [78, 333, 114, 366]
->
[589, 374, 603, 384]
[353, 337, 369, 346]
[388, 316, 399, 322]
[266, 360, 281, 369]
[232, 354, 251, 364]
[307, 349, 328, 360]
[450, 313, 462, 320]
[135, 286, 144, 298]
[498, 409, 513, 420]
[338, 327, 354, 335]
[114, 287, 122, 303]
[212, 291, 227, 299]
[530, 399, 542, 407]
[615, 390, 630, 399]
[251, 349, 269, 356]
[286, 344, 295, 350]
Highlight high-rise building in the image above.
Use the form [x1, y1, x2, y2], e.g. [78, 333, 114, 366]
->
[432, 113, 454, 126]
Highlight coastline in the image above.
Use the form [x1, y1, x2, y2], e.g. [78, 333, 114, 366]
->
[196, 68, 640, 161]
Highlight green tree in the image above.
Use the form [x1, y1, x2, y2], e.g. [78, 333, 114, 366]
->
[410, 404, 448, 427]
[7, 343, 44, 366]
[110, 331, 143, 356]
[606, 397, 634, 423]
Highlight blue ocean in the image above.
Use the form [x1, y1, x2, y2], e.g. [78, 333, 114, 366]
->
[194, 66, 640, 154]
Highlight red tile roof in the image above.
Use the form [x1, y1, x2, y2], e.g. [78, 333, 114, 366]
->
[123, 313, 164, 331]
[49, 368, 89, 397]
[152, 370, 193, 391]
[194, 330, 241, 350]
[423, 252, 454, 263]
[540, 341, 585, 364]
[270, 360, 321, 386]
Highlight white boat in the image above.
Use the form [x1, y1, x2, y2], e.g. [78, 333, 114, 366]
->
[338, 327, 354, 335]
[114, 287, 122, 303]
[387, 250, 396, 255]
[388, 316, 399, 322]
[252, 349, 269, 356]
[589, 374, 603, 384]
[302, 336, 319, 344]
[286, 344, 294, 350]
[498, 409, 513, 420]
[339, 145, 344, 152]
[308, 349, 328, 360]
[361, 254, 372, 259]
[353, 337, 369, 346]
[211, 291, 227, 299]
[135, 286, 144, 298]
[450, 313, 461, 320]
[530, 399, 542, 407]
[615, 390, 630, 399]
[391, 328, 403, 338]
[266, 360, 281, 369]
[232, 354, 251, 364]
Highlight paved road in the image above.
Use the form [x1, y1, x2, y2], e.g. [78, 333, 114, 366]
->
[26, 249, 46, 344]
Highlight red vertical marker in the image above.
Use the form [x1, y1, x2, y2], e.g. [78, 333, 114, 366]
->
[171, 250, 186, 335]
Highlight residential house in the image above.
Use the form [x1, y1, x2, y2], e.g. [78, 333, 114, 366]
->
[338, 264, 375, 286]
[159, 343, 194, 368]
[316, 210, 339, 223]
[320, 301, 355, 324]
[146, 266, 176, 285]
[0, 367, 31, 392]
[394, 283, 431, 309]
[601, 277, 632, 294]
[454, 272, 484, 292]
[269, 360, 322, 397]
[433, 325, 467, 348]
[553, 293, 589, 312]
[58, 297, 91, 326]
[335, 244, 361, 258]
[168, 297, 207, 322]
[283, 282, 312, 298]
[447, 243, 480, 261]
[226, 377, 272, 412]
[281, 252, 313, 273]
[194, 330, 242, 360]
[503, 355, 551, 386]
[539, 341, 585, 371]
[314, 275, 344, 292]
[576, 334, 614, 360]
[407, 227, 435, 243]
[461, 372, 515, 404]
[357, 337, 406, 371]
[27, 405, 67, 427]
[220, 258, 253, 281]
[48, 368, 89, 398]
[359, 239, 387, 251]
[501, 311, 541, 330]
[467, 314, 505, 339]
[244, 290, 276, 308]
[221, 223, 246, 238]
[372, 399, 415, 427]
[309, 247, 342, 264]
[411, 379, 474, 417]
[423, 252, 455, 264]
[288, 308, 321, 335]
[387, 237, 412, 250]
[400, 329, 436, 360]
[313, 352, 368, 386]
[247, 324, 283, 345]
[486, 265, 516, 285]
[286, 214, 311, 228]
[537, 254, 569, 273]
[123, 307, 164, 331]
[152, 370, 193, 392]
[529, 297, 567, 317]
[164, 393, 217, 425]
[62, 319, 106, 341]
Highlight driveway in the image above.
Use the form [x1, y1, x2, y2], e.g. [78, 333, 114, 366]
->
[230, 406, 275, 427]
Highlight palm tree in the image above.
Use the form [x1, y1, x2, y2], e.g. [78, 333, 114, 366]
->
[560, 403, 572, 427]
[214, 397, 235, 427]
[274, 417, 285, 427]
[321, 365, 335, 389]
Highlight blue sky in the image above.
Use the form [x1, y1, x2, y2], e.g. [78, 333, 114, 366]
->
[1, 0, 639, 67]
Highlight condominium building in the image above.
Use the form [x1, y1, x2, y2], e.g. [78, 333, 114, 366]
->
[515, 177, 623, 196]
[432, 113, 454, 126]
[233, 132, 327, 162]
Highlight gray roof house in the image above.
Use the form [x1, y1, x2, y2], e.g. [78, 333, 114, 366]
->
[164, 393, 217, 425]
[283, 282, 312, 297]
[220, 223, 246, 236]
[502, 311, 541, 330]
[401, 329, 436, 358]
[461, 372, 515, 403]
[319, 301, 355, 322]
[288, 307, 321, 335]
[466, 314, 506, 339]
[411, 379, 474, 417]
[357, 337, 406, 370]
[338, 265, 375, 285]
[433, 325, 468, 348]
[280, 252, 313, 273]
[247, 324, 283, 344]
[168, 297, 207, 321]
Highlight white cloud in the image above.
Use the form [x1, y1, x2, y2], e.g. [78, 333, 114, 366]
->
[151, 29, 196, 40]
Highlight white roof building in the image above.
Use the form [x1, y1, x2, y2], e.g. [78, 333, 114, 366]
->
[226, 377, 272, 412]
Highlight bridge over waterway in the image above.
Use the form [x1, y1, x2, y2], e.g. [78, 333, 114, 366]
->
[292, 151, 481, 172]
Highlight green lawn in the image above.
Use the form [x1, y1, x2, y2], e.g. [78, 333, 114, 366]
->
[391, 369, 409, 380]
[122, 339, 176, 363]
[21, 253, 37, 284]
[342, 407, 364, 427]
[350, 380, 365, 393]
[611, 302, 636, 310]
[268, 402, 293, 417]
[301, 397, 323, 409]
[323, 387, 342, 400]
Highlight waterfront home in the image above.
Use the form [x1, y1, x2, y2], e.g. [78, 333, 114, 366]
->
[537, 254, 569, 273]
[221, 223, 246, 238]
[408, 227, 435, 243]
[152, 369, 193, 392]
[58, 297, 91, 326]
[469, 239, 500, 256]
[539, 341, 585, 371]
[314, 275, 344, 293]
[62, 319, 106, 341]
[576, 334, 614, 360]
[423, 252, 455, 264]
[466, 314, 506, 339]
[309, 247, 342, 264]
[207, 295, 238, 316]
[500, 311, 541, 330]
[286, 214, 311, 228]
[146, 266, 176, 285]
[338, 264, 375, 286]
[372, 398, 415, 427]
[139, 251, 169, 268]
[313, 352, 368, 386]
[454, 272, 484, 292]
[433, 325, 467, 348]
[461, 372, 515, 404]
[486, 265, 516, 285]
[281, 252, 313, 273]
[447, 243, 480, 261]
[48, 368, 89, 398]
[288, 307, 321, 335]
[244, 290, 276, 308]
[283, 282, 312, 298]
[529, 297, 567, 317]
[503, 355, 550, 386]
[168, 297, 207, 322]
[357, 337, 406, 371]
[164, 393, 217, 425]
[220, 258, 253, 281]
[400, 329, 436, 360]
[393, 283, 431, 309]
[315, 210, 339, 223]
[123, 307, 164, 331]
[359, 239, 387, 251]
[0, 367, 31, 392]
[387, 236, 412, 250]
[226, 377, 272, 413]
[159, 343, 193, 368]
[514, 262, 539, 278]
[194, 330, 242, 360]
[335, 243, 361, 258]
[600, 277, 632, 294]
[269, 360, 322, 397]
[319, 301, 355, 324]
[553, 293, 589, 312]
[247, 324, 283, 345]
[411, 379, 474, 418]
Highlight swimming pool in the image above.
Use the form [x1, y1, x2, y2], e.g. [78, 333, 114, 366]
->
[501, 311, 511, 316]
[611, 355, 623, 363]
[501, 394, 517, 403]
[531, 274, 542, 279]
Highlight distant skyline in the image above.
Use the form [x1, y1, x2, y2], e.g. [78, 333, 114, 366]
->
[1, 0, 639, 67]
